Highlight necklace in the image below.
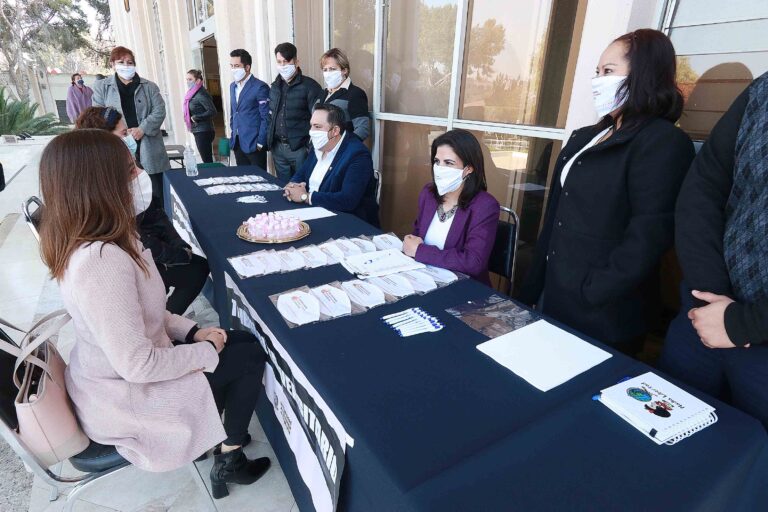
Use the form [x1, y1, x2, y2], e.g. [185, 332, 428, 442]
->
[437, 204, 458, 222]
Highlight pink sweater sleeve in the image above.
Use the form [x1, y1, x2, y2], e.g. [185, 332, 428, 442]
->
[71, 245, 218, 382]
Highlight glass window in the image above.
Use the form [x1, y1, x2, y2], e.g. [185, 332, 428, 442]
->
[332, 0, 375, 109]
[379, 122, 447, 235]
[293, 0, 326, 85]
[186, 0, 213, 28]
[459, 0, 579, 127]
[669, 1, 768, 139]
[382, 0, 458, 117]
[465, 130, 560, 287]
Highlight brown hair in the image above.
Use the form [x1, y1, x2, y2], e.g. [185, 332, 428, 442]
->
[39, 130, 147, 280]
[71, 73, 82, 85]
[320, 48, 350, 75]
[75, 106, 123, 131]
[109, 46, 136, 64]
[187, 69, 203, 81]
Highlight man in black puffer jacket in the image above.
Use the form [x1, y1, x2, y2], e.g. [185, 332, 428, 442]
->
[267, 42, 323, 182]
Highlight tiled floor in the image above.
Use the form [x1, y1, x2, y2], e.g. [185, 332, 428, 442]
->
[0, 138, 296, 512]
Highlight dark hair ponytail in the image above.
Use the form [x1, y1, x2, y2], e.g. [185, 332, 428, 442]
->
[613, 29, 684, 129]
[187, 69, 203, 81]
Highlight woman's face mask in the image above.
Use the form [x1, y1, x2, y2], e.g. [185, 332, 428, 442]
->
[131, 170, 153, 215]
[433, 163, 468, 196]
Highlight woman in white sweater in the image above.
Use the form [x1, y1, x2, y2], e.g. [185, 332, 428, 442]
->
[38, 129, 269, 499]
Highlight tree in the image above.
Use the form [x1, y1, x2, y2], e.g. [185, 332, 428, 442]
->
[466, 19, 506, 79]
[0, 0, 91, 101]
[0, 86, 67, 135]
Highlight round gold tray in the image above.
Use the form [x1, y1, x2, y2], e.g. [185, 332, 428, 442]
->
[236, 222, 311, 244]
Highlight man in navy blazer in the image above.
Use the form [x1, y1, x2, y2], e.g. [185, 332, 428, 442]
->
[283, 104, 379, 226]
[229, 49, 270, 169]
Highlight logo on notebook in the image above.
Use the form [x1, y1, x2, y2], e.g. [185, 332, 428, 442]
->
[644, 400, 673, 418]
[626, 387, 652, 402]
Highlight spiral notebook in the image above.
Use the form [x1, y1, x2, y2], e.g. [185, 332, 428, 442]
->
[598, 372, 717, 445]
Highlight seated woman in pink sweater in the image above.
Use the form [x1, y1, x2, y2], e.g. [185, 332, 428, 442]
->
[402, 129, 500, 284]
[38, 129, 268, 500]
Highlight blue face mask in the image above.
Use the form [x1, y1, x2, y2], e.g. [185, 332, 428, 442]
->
[76, 79, 84, 86]
[123, 134, 138, 156]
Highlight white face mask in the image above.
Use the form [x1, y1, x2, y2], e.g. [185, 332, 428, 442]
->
[309, 129, 333, 151]
[123, 133, 138, 156]
[433, 163, 467, 196]
[115, 64, 136, 81]
[132, 170, 153, 214]
[591, 75, 627, 117]
[278, 64, 297, 81]
[232, 67, 247, 82]
[323, 69, 344, 90]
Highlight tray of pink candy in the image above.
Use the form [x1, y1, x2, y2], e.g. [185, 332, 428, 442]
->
[237, 212, 311, 244]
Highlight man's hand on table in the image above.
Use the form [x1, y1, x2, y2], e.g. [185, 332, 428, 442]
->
[284, 182, 308, 203]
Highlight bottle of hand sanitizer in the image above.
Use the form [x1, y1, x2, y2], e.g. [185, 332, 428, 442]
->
[184, 144, 198, 176]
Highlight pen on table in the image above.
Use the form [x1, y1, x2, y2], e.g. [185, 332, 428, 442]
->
[591, 375, 633, 401]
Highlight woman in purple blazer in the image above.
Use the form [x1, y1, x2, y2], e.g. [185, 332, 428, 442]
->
[403, 129, 500, 284]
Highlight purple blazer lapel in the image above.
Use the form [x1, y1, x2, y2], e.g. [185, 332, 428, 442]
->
[444, 206, 469, 248]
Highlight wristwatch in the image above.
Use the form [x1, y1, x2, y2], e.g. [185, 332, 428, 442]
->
[300, 193, 308, 203]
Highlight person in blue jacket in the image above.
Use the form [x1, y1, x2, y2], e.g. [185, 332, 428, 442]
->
[229, 49, 270, 169]
[283, 103, 379, 226]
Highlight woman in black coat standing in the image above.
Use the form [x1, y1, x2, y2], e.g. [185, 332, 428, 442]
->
[518, 29, 695, 353]
[184, 69, 218, 163]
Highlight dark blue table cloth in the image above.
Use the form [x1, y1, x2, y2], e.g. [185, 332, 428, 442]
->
[166, 167, 768, 512]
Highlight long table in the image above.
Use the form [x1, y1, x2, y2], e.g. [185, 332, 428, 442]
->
[165, 166, 768, 512]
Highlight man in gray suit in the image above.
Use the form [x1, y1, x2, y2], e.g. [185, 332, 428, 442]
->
[93, 46, 170, 202]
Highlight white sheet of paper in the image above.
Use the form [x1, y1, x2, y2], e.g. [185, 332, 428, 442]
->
[368, 274, 415, 298]
[278, 250, 306, 272]
[274, 207, 336, 221]
[230, 254, 266, 277]
[343, 249, 424, 278]
[277, 290, 321, 326]
[298, 245, 328, 268]
[311, 284, 352, 318]
[477, 320, 612, 392]
[341, 280, 386, 308]
[372, 234, 403, 251]
[422, 265, 458, 284]
[402, 270, 437, 293]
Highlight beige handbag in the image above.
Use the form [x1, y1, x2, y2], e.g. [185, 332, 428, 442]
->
[0, 311, 90, 467]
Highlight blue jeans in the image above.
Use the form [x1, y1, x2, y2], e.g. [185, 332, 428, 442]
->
[271, 141, 308, 183]
[660, 285, 768, 430]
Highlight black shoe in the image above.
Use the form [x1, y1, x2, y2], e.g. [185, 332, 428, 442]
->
[194, 434, 252, 463]
[210, 447, 270, 499]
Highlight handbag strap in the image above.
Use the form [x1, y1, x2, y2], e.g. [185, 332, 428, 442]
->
[0, 338, 51, 382]
[0, 316, 27, 334]
[13, 311, 70, 389]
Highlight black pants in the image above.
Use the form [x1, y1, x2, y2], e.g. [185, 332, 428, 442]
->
[233, 137, 267, 169]
[149, 172, 165, 206]
[194, 131, 216, 163]
[206, 330, 266, 446]
[156, 254, 209, 315]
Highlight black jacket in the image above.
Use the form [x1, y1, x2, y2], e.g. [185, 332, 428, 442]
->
[137, 200, 193, 268]
[188, 87, 217, 134]
[675, 82, 768, 346]
[315, 83, 370, 141]
[267, 70, 323, 151]
[519, 117, 694, 346]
